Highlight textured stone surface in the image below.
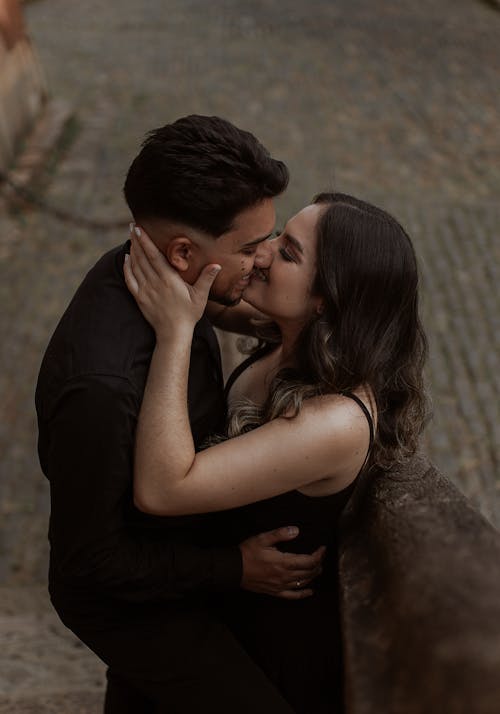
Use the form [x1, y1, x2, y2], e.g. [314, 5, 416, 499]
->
[0, 692, 103, 714]
[0, 587, 105, 711]
[0, 0, 498, 709]
[339, 453, 500, 714]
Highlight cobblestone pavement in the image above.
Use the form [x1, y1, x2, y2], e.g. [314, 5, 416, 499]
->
[1, 0, 499, 709]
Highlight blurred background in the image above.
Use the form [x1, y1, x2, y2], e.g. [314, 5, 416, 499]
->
[0, 0, 499, 710]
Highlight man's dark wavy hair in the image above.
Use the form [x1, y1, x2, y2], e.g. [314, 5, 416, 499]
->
[123, 115, 289, 236]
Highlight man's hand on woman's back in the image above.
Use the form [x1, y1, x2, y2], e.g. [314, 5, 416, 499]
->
[239, 527, 325, 600]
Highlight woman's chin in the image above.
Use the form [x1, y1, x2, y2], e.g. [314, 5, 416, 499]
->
[242, 282, 260, 302]
[242, 294, 259, 310]
[240, 294, 263, 314]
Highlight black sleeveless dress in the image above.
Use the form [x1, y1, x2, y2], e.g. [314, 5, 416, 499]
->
[218, 347, 374, 714]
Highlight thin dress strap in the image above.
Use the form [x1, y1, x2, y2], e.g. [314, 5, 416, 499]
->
[224, 343, 276, 401]
[225, 355, 375, 465]
[341, 391, 375, 451]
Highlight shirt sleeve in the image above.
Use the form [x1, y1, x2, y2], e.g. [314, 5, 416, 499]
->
[44, 374, 242, 603]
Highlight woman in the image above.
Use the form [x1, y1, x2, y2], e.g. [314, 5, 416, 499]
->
[123, 192, 428, 712]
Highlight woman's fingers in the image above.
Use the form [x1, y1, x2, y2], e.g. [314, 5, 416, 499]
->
[192, 263, 222, 304]
[132, 226, 191, 296]
[133, 226, 174, 280]
[123, 254, 139, 295]
[126, 225, 220, 326]
[124, 245, 154, 305]
[130, 228, 160, 285]
[129, 241, 149, 289]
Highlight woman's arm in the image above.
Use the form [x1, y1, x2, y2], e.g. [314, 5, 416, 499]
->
[205, 300, 265, 336]
[125, 230, 369, 517]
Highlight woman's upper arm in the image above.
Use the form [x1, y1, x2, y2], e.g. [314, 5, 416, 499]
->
[149, 395, 369, 515]
[205, 300, 263, 335]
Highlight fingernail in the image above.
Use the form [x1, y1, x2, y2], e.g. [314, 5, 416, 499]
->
[124, 254, 130, 262]
[134, 226, 142, 238]
[287, 526, 299, 536]
[129, 222, 134, 234]
[211, 264, 222, 275]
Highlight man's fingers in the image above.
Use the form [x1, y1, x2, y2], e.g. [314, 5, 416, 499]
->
[275, 567, 322, 591]
[306, 545, 327, 562]
[257, 526, 300, 548]
[280, 553, 323, 571]
[286, 566, 322, 582]
[275, 588, 314, 600]
[281, 546, 326, 570]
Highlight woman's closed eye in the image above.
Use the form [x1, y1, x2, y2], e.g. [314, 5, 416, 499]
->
[279, 246, 296, 262]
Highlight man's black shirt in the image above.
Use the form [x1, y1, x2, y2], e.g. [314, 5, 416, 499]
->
[35, 242, 242, 624]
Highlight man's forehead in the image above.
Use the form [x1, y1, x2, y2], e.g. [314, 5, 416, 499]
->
[229, 220, 276, 248]
[218, 198, 276, 247]
[236, 230, 274, 248]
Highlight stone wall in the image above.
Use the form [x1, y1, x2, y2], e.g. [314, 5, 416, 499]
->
[339, 454, 500, 714]
[0, 0, 46, 174]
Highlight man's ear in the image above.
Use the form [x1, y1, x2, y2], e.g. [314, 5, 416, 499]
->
[166, 237, 195, 273]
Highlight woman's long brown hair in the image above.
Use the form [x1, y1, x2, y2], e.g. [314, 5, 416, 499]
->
[225, 193, 429, 470]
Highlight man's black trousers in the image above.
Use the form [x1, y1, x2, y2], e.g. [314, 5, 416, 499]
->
[62, 601, 295, 714]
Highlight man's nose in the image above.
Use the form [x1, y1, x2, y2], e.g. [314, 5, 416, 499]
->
[254, 240, 273, 269]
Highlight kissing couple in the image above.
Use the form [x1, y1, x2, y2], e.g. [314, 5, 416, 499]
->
[36, 115, 427, 713]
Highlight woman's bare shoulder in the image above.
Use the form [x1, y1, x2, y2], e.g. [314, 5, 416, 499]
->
[292, 391, 374, 495]
[292, 388, 375, 429]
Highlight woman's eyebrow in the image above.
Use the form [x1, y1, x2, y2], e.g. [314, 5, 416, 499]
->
[284, 232, 304, 254]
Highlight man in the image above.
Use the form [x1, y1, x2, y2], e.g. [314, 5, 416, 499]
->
[36, 115, 324, 713]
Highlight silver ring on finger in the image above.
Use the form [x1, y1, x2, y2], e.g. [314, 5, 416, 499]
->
[295, 580, 302, 589]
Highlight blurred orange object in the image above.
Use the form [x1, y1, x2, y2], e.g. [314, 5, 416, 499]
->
[0, 0, 26, 51]
[0, 0, 46, 176]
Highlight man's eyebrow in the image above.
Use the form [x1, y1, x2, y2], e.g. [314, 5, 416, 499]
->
[240, 232, 274, 248]
[284, 232, 304, 254]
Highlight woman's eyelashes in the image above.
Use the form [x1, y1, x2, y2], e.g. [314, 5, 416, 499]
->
[270, 229, 297, 262]
[279, 246, 295, 262]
